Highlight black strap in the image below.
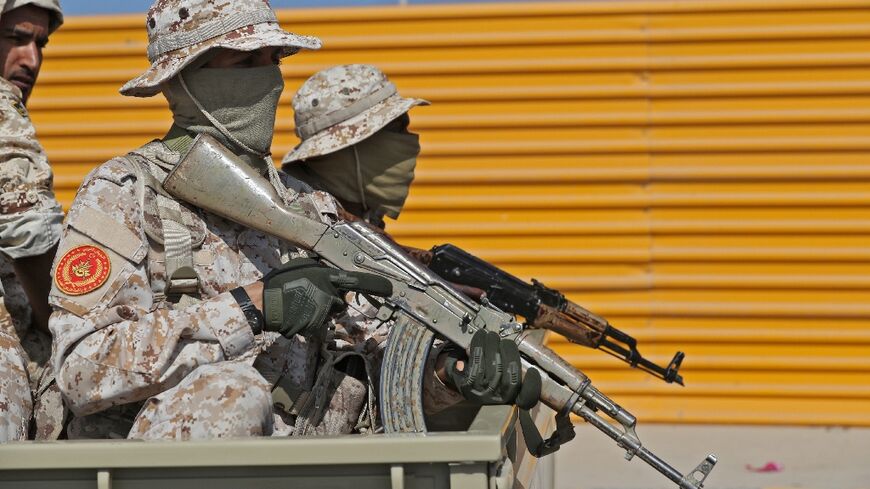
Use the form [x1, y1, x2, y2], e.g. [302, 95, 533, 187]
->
[518, 408, 576, 458]
[231, 287, 264, 335]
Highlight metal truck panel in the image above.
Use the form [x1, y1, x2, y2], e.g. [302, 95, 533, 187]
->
[0, 405, 554, 489]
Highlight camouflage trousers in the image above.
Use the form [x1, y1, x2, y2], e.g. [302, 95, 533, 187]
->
[0, 257, 66, 441]
[68, 362, 273, 440]
[68, 348, 369, 441]
[129, 362, 275, 440]
[0, 330, 32, 442]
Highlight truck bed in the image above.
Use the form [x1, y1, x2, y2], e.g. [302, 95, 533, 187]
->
[0, 404, 555, 489]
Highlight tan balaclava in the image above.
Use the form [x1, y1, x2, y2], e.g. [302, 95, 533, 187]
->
[285, 114, 420, 226]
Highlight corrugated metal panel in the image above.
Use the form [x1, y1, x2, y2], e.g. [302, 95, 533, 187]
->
[31, 0, 870, 426]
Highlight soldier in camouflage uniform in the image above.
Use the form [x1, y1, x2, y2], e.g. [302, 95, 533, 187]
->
[281, 66, 535, 425]
[281, 66, 426, 402]
[0, 0, 65, 442]
[280, 65, 442, 428]
[283, 64, 426, 232]
[48, 0, 393, 441]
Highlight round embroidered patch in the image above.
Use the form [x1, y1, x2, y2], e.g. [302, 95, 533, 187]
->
[55, 245, 112, 296]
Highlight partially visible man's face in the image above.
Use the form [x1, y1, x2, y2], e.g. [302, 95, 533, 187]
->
[0, 5, 50, 104]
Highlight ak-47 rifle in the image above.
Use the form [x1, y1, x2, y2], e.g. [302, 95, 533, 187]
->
[412, 245, 685, 385]
[336, 211, 683, 385]
[162, 135, 718, 489]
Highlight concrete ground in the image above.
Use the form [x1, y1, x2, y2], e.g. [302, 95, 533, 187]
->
[554, 425, 870, 489]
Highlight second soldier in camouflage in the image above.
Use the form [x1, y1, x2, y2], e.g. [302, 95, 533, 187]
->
[0, 0, 65, 443]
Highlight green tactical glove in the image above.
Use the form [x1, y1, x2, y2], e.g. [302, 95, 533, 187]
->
[261, 258, 393, 339]
[445, 329, 542, 408]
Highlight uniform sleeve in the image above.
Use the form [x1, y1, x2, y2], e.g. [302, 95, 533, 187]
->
[0, 85, 64, 260]
[49, 161, 257, 416]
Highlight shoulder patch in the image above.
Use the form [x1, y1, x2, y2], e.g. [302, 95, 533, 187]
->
[54, 245, 112, 296]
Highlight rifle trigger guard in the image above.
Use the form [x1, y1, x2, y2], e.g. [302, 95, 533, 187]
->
[519, 408, 576, 459]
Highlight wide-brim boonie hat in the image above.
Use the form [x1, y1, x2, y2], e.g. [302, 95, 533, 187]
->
[283, 94, 428, 164]
[282, 64, 428, 165]
[120, 0, 321, 98]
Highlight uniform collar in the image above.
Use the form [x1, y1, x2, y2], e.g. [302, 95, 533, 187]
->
[162, 124, 195, 155]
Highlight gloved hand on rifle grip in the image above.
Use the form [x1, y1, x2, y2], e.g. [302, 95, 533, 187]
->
[445, 329, 541, 408]
[261, 258, 393, 339]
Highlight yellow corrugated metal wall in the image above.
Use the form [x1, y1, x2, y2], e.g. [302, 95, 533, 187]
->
[31, 0, 870, 426]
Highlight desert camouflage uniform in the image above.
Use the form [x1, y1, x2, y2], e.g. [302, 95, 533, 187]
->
[284, 65, 427, 359]
[0, 330, 31, 441]
[0, 4, 65, 247]
[50, 0, 381, 440]
[0, 259, 59, 439]
[0, 72, 65, 441]
[50, 142, 333, 440]
[283, 66, 464, 430]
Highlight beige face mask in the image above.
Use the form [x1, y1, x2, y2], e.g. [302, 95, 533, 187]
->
[285, 117, 420, 223]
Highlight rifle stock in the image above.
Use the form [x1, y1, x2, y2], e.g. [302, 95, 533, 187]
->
[163, 134, 716, 489]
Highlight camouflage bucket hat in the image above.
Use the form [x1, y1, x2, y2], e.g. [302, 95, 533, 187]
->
[282, 64, 428, 164]
[2, 0, 64, 33]
[120, 0, 321, 98]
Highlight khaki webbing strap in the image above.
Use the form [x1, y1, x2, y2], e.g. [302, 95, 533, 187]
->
[132, 158, 169, 200]
[156, 193, 200, 299]
[127, 153, 202, 303]
[296, 83, 398, 140]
